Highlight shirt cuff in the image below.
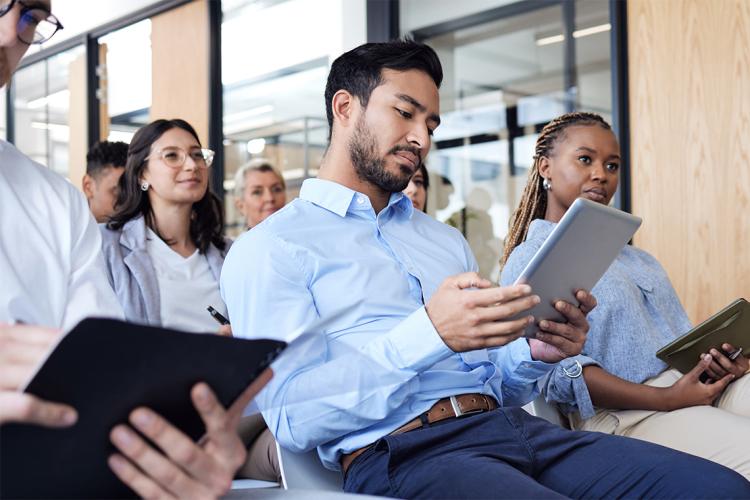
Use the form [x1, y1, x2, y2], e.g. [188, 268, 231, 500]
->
[388, 306, 453, 372]
[506, 339, 556, 383]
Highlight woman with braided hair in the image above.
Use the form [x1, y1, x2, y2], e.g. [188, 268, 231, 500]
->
[500, 111, 750, 479]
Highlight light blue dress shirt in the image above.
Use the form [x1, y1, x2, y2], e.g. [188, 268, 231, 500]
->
[501, 219, 692, 419]
[221, 178, 554, 470]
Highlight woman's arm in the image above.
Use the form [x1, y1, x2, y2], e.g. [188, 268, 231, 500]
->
[584, 355, 735, 412]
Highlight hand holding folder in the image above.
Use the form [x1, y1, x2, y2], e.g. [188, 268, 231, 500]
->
[657, 298, 750, 376]
[0, 317, 285, 498]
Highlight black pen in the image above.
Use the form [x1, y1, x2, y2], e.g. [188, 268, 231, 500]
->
[207, 306, 230, 326]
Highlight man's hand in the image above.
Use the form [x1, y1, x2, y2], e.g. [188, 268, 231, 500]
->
[425, 272, 539, 352]
[663, 354, 734, 410]
[528, 290, 596, 363]
[0, 323, 77, 427]
[0, 323, 61, 391]
[108, 383, 249, 499]
[0, 391, 77, 427]
[701, 343, 749, 381]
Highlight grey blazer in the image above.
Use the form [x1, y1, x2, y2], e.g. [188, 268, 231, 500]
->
[99, 216, 232, 325]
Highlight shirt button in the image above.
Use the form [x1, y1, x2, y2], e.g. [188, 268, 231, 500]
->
[357, 196, 365, 204]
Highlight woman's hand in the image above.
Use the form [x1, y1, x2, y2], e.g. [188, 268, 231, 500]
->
[529, 290, 596, 363]
[664, 354, 734, 410]
[701, 343, 748, 381]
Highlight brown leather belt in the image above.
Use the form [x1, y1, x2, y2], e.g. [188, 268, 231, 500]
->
[341, 393, 498, 475]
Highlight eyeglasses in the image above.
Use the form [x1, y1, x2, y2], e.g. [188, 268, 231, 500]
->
[0, 0, 63, 45]
[146, 147, 215, 169]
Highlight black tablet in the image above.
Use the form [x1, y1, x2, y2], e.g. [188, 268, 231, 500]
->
[0, 317, 285, 499]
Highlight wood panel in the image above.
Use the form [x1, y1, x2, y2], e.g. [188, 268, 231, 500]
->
[628, 0, 750, 323]
[99, 43, 110, 141]
[67, 52, 87, 188]
[150, 0, 210, 145]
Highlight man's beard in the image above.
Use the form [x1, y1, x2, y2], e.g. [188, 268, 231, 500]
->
[348, 116, 421, 194]
[0, 49, 10, 88]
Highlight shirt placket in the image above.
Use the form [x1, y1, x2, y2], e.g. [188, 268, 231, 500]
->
[375, 208, 425, 305]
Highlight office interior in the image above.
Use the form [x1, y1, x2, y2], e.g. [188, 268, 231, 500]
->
[4, 0, 749, 325]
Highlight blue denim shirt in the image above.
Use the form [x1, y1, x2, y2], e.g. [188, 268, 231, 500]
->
[221, 178, 554, 470]
[501, 218, 692, 419]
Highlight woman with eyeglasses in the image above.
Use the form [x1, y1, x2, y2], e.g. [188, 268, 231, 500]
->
[100, 119, 231, 334]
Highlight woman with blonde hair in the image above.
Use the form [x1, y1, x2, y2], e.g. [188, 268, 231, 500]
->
[234, 159, 287, 229]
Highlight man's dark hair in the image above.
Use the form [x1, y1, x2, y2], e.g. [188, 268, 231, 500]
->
[324, 38, 443, 140]
[86, 141, 128, 177]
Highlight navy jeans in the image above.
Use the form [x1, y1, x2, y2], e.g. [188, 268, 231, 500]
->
[344, 407, 750, 499]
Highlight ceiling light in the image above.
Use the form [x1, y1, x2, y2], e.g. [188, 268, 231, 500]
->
[225, 104, 274, 123]
[535, 23, 611, 47]
[246, 138, 266, 154]
[26, 89, 70, 109]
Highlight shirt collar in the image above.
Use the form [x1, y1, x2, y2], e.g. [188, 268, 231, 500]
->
[299, 178, 415, 219]
[526, 218, 556, 242]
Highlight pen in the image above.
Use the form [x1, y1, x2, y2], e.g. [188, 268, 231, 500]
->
[207, 306, 230, 326]
[728, 347, 743, 361]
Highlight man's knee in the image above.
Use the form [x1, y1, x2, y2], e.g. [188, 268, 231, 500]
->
[645, 447, 750, 499]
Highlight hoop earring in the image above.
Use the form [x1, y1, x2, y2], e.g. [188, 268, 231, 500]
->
[542, 177, 551, 191]
[140, 181, 150, 191]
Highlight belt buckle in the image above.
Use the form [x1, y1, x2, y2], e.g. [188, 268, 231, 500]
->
[449, 395, 484, 417]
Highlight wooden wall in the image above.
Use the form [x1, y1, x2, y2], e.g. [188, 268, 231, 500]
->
[67, 52, 87, 188]
[150, 0, 210, 145]
[628, 0, 750, 323]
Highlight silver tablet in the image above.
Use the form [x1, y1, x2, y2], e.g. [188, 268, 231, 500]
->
[513, 198, 642, 337]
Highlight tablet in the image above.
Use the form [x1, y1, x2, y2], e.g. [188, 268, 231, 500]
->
[512, 198, 642, 337]
[0, 317, 286, 499]
[656, 298, 750, 374]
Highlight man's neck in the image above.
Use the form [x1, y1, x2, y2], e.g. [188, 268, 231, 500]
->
[317, 144, 391, 214]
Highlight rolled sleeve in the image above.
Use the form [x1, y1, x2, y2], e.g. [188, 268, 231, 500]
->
[493, 339, 556, 406]
[543, 354, 601, 419]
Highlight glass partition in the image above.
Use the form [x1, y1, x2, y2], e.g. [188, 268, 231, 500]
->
[99, 19, 153, 143]
[409, 1, 613, 280]
[13, 45, 85, 176]
[221, 0, 358, 236]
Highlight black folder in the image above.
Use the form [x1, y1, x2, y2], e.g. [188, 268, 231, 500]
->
[0, 317, 285, 498]
[656, 298, 750, 374]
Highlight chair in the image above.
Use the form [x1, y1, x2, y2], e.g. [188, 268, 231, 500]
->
[230, 479, 281, 490]
[276, 442, 343, 491]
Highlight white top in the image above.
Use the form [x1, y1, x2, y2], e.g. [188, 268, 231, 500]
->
[145, 228, 226, 333]
[0, 139, 124, 330]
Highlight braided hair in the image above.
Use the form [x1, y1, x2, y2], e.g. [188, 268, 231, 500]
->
[500, 112, 612, 267]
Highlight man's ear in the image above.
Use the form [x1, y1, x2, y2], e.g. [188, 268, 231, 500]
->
[331, 89, 357, 131]
[81, 174, 94, 200]
[538, 156, 551, 181]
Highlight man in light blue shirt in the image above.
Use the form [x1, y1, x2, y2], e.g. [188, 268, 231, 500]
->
[221, 40, 750, 498]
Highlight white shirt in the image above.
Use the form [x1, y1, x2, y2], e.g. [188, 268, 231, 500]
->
[0, 140, 124, 330]
[145, 228, 226, 333]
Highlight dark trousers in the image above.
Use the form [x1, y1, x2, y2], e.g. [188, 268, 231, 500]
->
[344, 407, 750, 499]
